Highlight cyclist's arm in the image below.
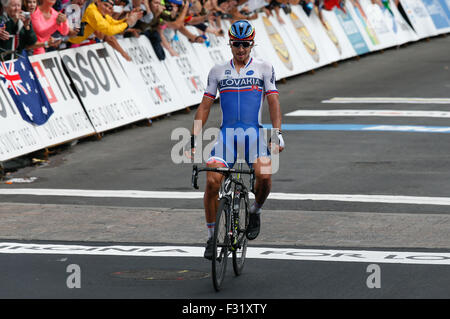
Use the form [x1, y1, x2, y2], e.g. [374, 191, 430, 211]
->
[267, 94, 282, 131]
[192, 65, 219, 136]
[192, 96, 215, 136]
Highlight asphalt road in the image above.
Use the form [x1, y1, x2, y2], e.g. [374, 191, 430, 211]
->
[0, 35, 449, 302]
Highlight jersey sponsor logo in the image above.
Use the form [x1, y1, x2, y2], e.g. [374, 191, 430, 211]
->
[246, 70, 254, 75]
[218, 77, 263, 89]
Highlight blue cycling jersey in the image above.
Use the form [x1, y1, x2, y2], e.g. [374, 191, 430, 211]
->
[204, 57, 279, 167]
[204, 57, 279, 128]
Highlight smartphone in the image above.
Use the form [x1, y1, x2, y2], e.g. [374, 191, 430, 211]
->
[77, 21, 86, 36]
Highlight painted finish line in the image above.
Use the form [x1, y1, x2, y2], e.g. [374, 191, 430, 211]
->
[285, 110, 450, 118]
[0, 242, 448, 265]
[322, 97, 450, 104]
[1, 188, 450, 205]
[263, 124, 450, 133]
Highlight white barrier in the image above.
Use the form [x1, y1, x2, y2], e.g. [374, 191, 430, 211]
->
[1, 2, 448, 163]
[0, 81, 44, 162]
[162, 28, 208, 107]
[59, 43, 149, 132]
[400, 0, 440, 38]
[29, 51, 96, 146]
[110, 37, 185, 118]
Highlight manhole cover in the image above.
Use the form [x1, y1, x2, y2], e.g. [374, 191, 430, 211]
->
[111, 269, 210, 281]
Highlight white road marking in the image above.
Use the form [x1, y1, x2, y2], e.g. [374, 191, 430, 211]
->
[322, 97, 450, 104]
[0, 242, 448, 265]
[1, 188, 450, 205]
[285, 110, 450, 118]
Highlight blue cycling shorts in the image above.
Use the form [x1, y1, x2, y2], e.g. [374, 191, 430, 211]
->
[207, 126, 270, 168]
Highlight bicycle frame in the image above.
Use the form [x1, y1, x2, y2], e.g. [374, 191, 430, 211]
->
[192, 164, 254, 247]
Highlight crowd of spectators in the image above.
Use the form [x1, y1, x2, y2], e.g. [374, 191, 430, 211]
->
[0, 0, 408, 61]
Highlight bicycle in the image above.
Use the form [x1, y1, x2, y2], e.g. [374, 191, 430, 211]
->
[192, 162, 255, 291]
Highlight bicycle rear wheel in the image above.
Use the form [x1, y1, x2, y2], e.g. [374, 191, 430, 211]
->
[212, 197, 230, 291]
[232, 194, 249, 276]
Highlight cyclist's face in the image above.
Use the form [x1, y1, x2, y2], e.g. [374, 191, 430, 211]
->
[230, 41, 254, 64]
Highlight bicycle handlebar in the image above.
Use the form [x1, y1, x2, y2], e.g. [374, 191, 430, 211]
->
[191, 165, 255, 191]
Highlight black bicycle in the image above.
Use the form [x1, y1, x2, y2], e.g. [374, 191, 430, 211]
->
[192, 163, 255, 291]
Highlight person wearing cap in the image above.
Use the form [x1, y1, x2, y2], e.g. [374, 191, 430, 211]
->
[187, 20, 284, 259]
[68, 0, 142, 44]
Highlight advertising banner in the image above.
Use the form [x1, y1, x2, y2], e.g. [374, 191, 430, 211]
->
[334, 6, 371, 55]
[438, 0, 450, 19]
[59, 43, 148, 133]
[112, 37, 185, 118]
[283, 5, 340, 70]
[251, 13, 303, 79]
[29, 51, 96, 146]
[400, 0, 439, 38]
[381, 0, 419, 44]
[187, 25, 232, 68]
[0, 81, 44, 161]
[320, 7, 359, 60]
[162, 29, 207, 107]
[354, 0, 400, 49]
[421, 0, 450, 32]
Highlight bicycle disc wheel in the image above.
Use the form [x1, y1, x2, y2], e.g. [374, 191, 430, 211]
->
[212, 198, 230, 291]
[232, 195, 249, 276]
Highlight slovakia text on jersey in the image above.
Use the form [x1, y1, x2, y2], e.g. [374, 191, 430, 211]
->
[203, 57, 279, 128]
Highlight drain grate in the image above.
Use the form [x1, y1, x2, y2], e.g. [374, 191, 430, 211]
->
[111, 269, 210, 281]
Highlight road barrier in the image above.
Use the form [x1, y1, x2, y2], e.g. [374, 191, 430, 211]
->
[0, 0, 449, 163]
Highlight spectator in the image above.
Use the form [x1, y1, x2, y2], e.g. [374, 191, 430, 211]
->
[68, 0, 142, 44]
[227, 0, 258, 22]
[22, 0, 37, 13]
[31, 0, 70, 55]
[0, 0, 37, 60]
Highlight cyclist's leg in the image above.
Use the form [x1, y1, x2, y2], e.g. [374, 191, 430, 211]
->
[245, 127, 272, 240]
[203, 132, 235, 258]
[252, 156, 272, 208]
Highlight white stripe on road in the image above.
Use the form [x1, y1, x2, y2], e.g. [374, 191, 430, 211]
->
[0, 242, 448, 265]
[1, 188, 450, 205]
[322, 97, 450, 104]
[285, 110, 450, 118]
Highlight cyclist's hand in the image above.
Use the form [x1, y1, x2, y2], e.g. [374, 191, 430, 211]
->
[269, 129, 285, 154]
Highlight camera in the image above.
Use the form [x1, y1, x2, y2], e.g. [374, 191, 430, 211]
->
[77, 22, 86, 36]
[165, 3, 173, 11]
[22, 11, 31, 19]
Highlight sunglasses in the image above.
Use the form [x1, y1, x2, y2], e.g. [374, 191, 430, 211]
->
[230, 41, 253, 48]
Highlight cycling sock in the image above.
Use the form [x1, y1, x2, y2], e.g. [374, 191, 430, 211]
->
[207, 222, 215, 239]
[250, 202, 262, 215]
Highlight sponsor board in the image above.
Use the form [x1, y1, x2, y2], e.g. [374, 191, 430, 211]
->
[162, 28, 207, 107]
[400, 0, 439, 38]
[29, 51, 96, 145]
[334, 6, 370, 55]
[421, 0, 450, 31]
[288, 11, 321, 62]
[59, 43, 148, 132]
[0, 81, 44, 161]
[261, 15, 294, 71]
[112, 37, 185, 118]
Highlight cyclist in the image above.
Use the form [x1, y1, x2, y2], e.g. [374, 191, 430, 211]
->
[187, 20, 285, 260]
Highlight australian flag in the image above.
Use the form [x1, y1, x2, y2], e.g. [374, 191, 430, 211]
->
[0, 50, 53, 125]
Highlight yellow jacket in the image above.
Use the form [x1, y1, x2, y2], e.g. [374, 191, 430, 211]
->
[69, 2, 128, 44]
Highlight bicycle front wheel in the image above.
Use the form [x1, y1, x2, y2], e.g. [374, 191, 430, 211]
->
[232, 194, 249, 276]
[212, 197, 230, 291]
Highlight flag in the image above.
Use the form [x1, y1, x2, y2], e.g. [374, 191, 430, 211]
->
[0, 50, 53, 126]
